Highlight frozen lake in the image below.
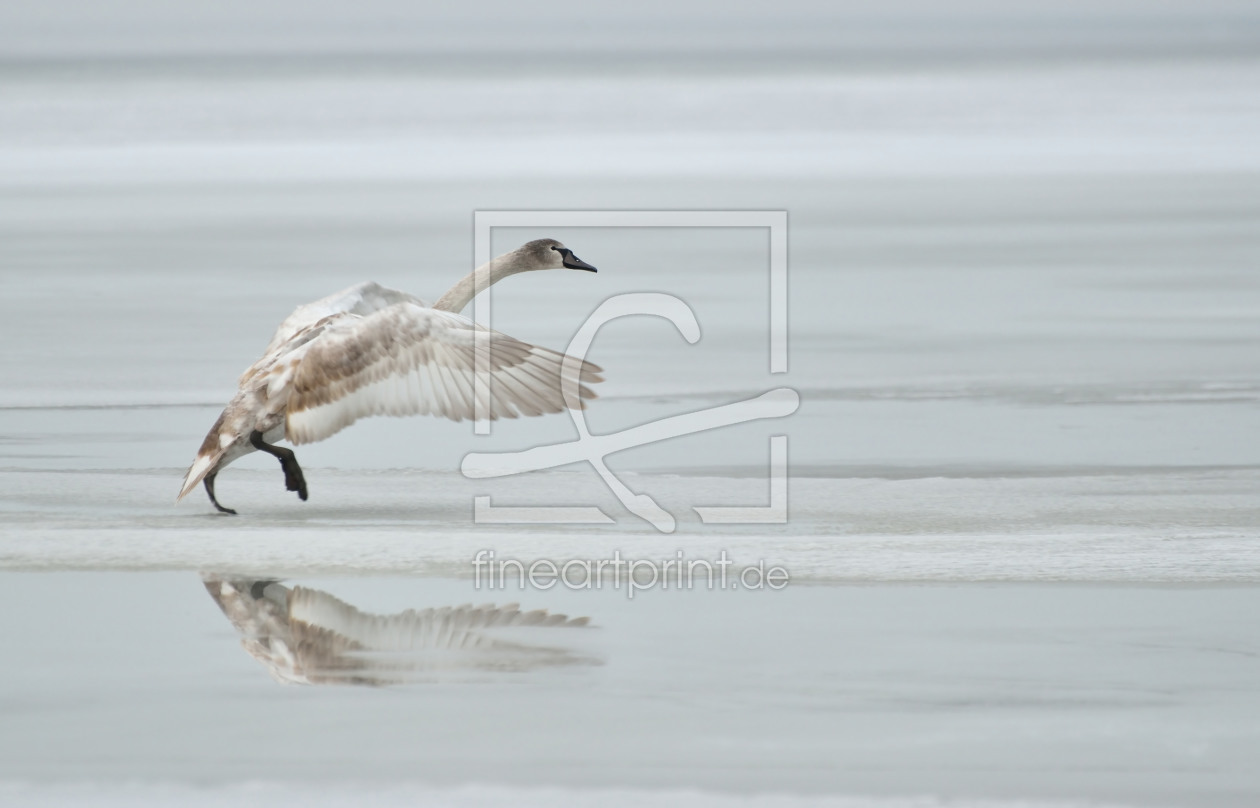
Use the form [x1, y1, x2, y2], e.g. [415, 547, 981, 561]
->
[4, 176, 1258, 582]
[2, 2, 1260, 805]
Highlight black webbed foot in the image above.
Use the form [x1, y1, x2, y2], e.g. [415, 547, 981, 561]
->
[281, 455, 308, 500]
[204, 472, 237, 515]
[250, 430, 309, 503]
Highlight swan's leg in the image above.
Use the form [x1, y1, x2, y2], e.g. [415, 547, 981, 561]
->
[249, 430, 309, 501]
[204, 472, 238, 515]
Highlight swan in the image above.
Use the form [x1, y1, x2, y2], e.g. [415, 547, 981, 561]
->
[177, 238, 602, 514]
[204, 577, 594, 684]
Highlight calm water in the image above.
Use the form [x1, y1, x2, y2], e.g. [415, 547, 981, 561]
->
[1, 572, 1258, 808]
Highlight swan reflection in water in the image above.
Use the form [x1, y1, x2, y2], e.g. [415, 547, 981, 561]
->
[203, 576, 598, 686]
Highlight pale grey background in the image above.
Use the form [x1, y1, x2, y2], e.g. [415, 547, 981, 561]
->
[1, 2, 1259, 806]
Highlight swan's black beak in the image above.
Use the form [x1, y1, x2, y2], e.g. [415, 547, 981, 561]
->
[560, 250, 597, 272]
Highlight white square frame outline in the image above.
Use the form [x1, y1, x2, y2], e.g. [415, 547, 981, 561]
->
[470, 210, 789, 528]
[473, 210, 787, 434]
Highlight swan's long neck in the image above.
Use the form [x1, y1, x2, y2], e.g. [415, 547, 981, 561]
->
[432, 250, 535, 313]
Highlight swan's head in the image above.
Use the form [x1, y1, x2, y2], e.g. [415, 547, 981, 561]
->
[519, 238, 597, 272]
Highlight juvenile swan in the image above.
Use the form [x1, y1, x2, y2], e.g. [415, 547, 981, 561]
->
[178, 238, 601, 514]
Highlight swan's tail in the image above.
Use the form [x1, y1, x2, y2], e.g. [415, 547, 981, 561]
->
[177, 411, 228, 503]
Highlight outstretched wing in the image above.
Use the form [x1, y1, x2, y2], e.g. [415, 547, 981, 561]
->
[283, 303, 602, 445]
[262, 281, 428, 356]
[203, 577, 594, 685]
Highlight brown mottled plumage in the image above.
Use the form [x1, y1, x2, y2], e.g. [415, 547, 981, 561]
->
[178, 239, 600, 513]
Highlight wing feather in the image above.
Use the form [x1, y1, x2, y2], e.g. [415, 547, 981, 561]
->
[264, 281, 429, 356]
[429, 357, 460, 420]
[284, 303, 602, 445]
[492, 366, 549, 417]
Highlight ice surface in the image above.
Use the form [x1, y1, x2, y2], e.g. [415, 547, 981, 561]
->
[2, 3, 1259, 805]
[2, 178, 1257, 578]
